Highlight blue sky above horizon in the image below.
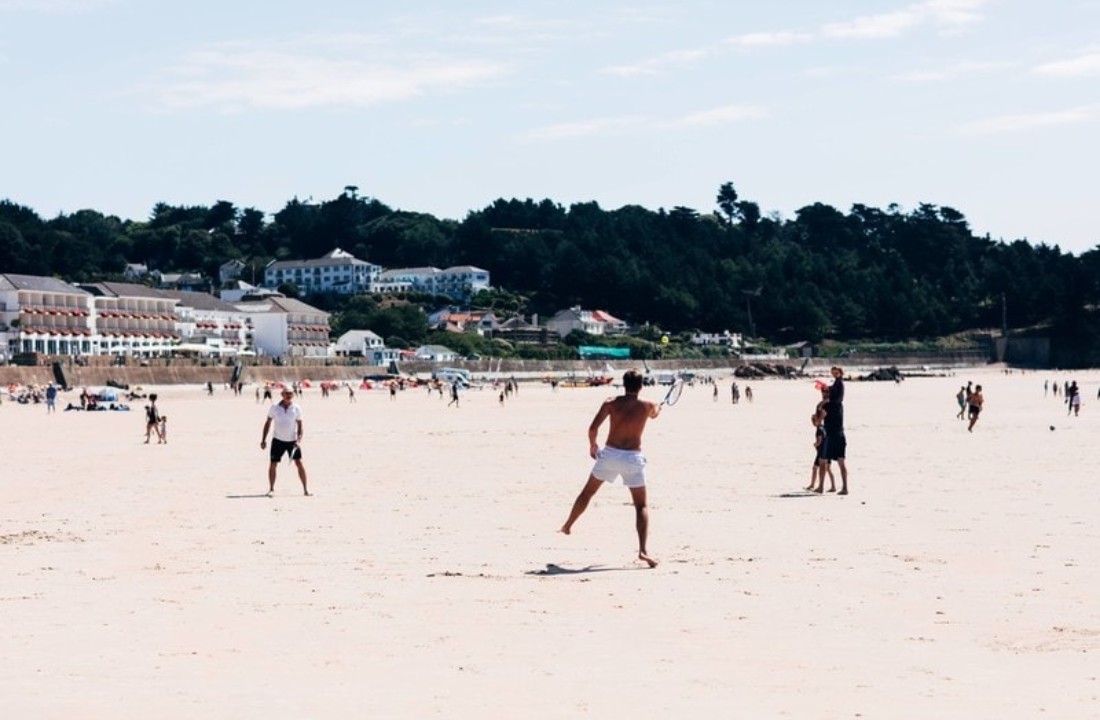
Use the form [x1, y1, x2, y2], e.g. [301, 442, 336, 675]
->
[2, 0, 1098, 253]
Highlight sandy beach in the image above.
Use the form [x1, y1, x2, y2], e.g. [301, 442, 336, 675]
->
[3, 368, 1099, 718]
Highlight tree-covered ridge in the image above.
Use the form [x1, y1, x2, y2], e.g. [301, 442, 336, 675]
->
[1, 185, 1094, 345]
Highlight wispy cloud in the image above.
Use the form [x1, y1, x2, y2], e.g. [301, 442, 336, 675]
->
[897, 60, 1011, 82]
[1032, 50, 1100, 78]
[148, 36, 506, 112]
[520, 104, 765, 141]
[670, 104, 768, 127]
[959, 105, 1099, 134]
[0, 0, 116, 12]
[728, 30, 814, 48]
[520, 115, 647, 141]
[732, 0, 990, 48]
[823, 9, 922, 39]
[602, 47, 714, 77]
[823, 0, 988, 38]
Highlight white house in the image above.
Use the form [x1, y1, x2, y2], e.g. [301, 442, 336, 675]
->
[427, 308, 500, 335]
[414, 344, 460, 362]
[264, 248, 381, 296]
[219, 259, 247, 286]
[335, 329, 384, 356]
[546, 306, 628, 338]
[235, 297, 331, 358]
[366, 346, 406, 367]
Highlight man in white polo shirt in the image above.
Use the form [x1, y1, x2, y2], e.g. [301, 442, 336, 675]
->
[260, 388, 310, 496]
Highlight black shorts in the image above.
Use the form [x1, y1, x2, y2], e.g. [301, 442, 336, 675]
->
[270, 438, 302, 462]
[968, 404, 981, 417]
[826, 432, 846, 461]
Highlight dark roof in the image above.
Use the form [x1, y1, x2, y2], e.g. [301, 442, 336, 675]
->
[81, 282, 173, 300]
[160, 289, 241, 312]
[0, 274, 89, 295]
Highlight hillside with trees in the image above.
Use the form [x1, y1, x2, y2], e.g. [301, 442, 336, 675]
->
[2, 183, 1097, 363]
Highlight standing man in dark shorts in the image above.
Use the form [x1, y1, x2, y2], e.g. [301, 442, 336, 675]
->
[967, 385, 984, 432]
[560, 369, 662, 567]
[824, 366, 849, 495]
[260, 389, 310, 496]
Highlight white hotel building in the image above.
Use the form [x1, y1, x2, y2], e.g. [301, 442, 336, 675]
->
[374, 265, 491, 300]
[264, 248, 382, 296]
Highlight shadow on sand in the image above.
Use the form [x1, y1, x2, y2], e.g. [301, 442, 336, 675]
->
[526, 563, 638, 576]
[225, 493, 273, 500]
[777, 491, 822, 499]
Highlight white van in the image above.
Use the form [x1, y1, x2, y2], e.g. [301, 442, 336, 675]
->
[434, 367, 472, 387]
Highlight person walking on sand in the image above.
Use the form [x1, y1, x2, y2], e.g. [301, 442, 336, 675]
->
[1066, 381, 1080, 416]
[967, 385, 984, 432]
[955, 386, 966, 420]
[260, 389, 310, 496]
[560, 369, 662, 568]
[144, 393, 162, 444]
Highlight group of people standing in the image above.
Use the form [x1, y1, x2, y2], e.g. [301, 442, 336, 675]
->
[807, 366, 849, 495]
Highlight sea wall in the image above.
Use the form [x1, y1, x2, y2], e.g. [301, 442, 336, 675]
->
[0, 349, 996, 388]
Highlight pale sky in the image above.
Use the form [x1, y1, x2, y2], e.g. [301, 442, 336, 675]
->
[2, 1, 1098, 253]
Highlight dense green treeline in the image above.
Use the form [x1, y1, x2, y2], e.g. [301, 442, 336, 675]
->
[1, 185, 1096, 346]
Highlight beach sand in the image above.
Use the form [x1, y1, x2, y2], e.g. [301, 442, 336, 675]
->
[3, 370, 1099, 718]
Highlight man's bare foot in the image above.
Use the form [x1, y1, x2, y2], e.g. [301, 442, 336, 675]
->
[804, 484, 814, 491]
[838, 488, 848, 495]
[265, 490, 273, 497]
[813, 486, 823, 494]
[638, 552, 659, 568]
[559, 525, 572, 535]
[828, 487, 836, 493]
[304, 491, 311, 496]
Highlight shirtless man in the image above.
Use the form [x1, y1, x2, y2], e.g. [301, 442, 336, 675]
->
[967, 384, 984, 432]
[560, 369, 662, 568]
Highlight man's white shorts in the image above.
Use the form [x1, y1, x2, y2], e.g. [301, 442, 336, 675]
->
[591, 446, 647, 488]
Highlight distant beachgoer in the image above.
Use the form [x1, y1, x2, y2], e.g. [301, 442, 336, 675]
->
[825, 366, 848, 495]
[955, 386, 966, 420]
[45, 384, 57, 414]
[807, 409, 834, 493]
[144, 393, 162, 444]
[262, 385, 272, 403]
[390, 383, 398, 401]
[448, 381, 460, 408]
[560, 369, 661, 568]
[260, 389, 309, 496]
[159, 416, 168, 444]
[713, 384, 718, 402]
[348, 384, 356, 403]
[967, 385, 984, 432]
[745, 386, 753, 402]
[206, 381, 214, 396]
[1067, 381, 1080, 416]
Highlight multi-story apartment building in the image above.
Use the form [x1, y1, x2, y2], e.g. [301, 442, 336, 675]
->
[374, 265, 490, 300]
[81, 282, 181, 357]
[235, 297, 331, 358]
[264, 248, 381, 296]
[1, 274, 94, 359]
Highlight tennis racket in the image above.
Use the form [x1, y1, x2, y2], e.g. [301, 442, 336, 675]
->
[660, 379, 685, 406]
